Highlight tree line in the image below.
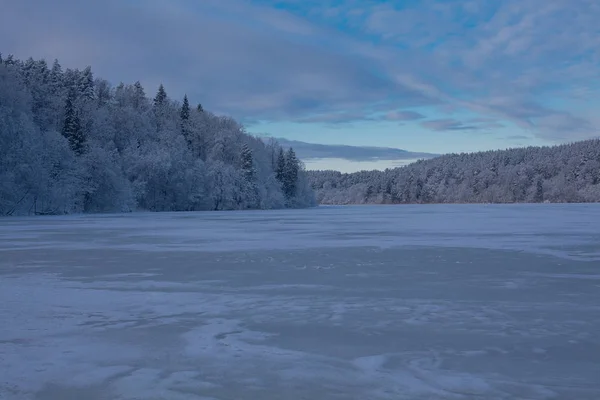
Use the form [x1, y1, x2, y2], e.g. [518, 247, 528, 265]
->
[308, 139, 600, 205]
[0, 54, 315, 216]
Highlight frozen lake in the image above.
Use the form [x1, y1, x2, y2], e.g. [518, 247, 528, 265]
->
[1, 204, 600, 399]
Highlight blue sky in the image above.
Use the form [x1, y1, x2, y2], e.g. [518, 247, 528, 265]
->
[1, 0, 599, 171]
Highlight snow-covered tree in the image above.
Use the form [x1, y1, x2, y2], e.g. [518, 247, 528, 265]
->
[239, 143, 258, 208]
[275, 148, 285, 183]
[283, 147, 299, 200]
[180, 94, 191, 144]
[132, 81, 146, 110]
[78, 66, 95, 101]
[240, 143, 256, 182]
[0, 54, 316, 216]
[309, 140, 600, 205]
[61, 91, 85, 155]
[181, 95, 190, 121]
[153, 84, 167, 108]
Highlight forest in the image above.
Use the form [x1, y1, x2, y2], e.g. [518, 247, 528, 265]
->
[0, 54, 315, 216]
[309, 139, 600, 205]
[3, 54, 598, 215]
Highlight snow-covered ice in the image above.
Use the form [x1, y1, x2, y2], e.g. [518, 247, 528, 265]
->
[1, 204, 600, 399]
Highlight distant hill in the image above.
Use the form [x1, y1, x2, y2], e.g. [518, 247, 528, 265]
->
[272, 138, 438, 163]
[308, 140, 600, 204]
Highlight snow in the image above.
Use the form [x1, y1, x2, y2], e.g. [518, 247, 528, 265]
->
[1, 204, 600, 399]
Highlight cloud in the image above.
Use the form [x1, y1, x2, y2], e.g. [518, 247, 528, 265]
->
[385, 110, 426, 121]
[420, 118, 504, 131]
[1, 0, 598, 143]
[0, 0, 430, 123]
[267, 138, 438, 162]
[295, 110, 373, 124]
[355, 0, 600, 140]
[293, 109, 426, 124]
[421, 119, 478, 131]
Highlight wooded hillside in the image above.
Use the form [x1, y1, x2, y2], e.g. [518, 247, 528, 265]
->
[309, 140, 600, 204]
[0, 54, 315, 216]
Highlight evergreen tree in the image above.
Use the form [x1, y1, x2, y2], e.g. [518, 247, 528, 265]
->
[79, 66, 95, 101]
[36, 59, 49, 84]
[114, 82, 126, 107]
[240, 143, 256, 183]
[241, 143, 259, 208]
[276, 148, 286, 183]
[153, 84, 167, 107]
[62, 91, 85, 155]
[21, 57, 36, 86]
[197, 103, 204, 112]
[51, 59, 62, 76]
[133, 81, 146, 109]
[95, 79, 112, 107]
[62, 68, 80, 94]
[283, 147, 299, 199]
[181, 95, 190, 121]
[270, 145, 276, 171]
[180, 94, 191, 144]
[535, 179, 544, 202]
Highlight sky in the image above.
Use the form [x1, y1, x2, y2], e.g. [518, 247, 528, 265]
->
[1, 0, 599, 172]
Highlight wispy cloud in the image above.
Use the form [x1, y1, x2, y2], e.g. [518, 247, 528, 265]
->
[0, 0, 431, 123]
[421, 118, 503, 131]
[506, 135, 530, 141]
[358, 0, 600, 139]
[385, 110, 426, 121]
[295, 111, 373, 124]
[269, 138, 438, 162]
[294, 109, 426, 124]
[421, 119, 478, 131]
[1, 0, 598, 144]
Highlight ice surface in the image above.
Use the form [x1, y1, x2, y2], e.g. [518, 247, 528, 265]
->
[1, 204, 600, 399]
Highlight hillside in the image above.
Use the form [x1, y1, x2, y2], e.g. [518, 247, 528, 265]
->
[308, 140, 600, 204]
[0, 54, 315, 216]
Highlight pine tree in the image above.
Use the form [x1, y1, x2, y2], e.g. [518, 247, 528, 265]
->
[283, 147, 299, 199]
[51, 59, 62, 76]
[21, 57, 36, 85]
[62, 91, 85, 155]
[62, 68, 80, 95]
[154, 84, 167, 107]
[181, 95, 190, 121]
[115, 82, 125, 104]
[79, 66, 95, 101]
[180, 95, 191, 144]
[241, 143, 259, 208]
[276, 148, 286, 184]
[535, 179, 544, 202]
[36, 59, 49, 85]
[197, 103, 203, 112]
[270, 145, 276, 171]
[240, 143, 256, 183]
[95, 79, 111, 107]
[133, 81, 145, 109]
